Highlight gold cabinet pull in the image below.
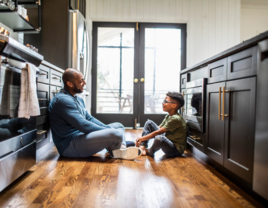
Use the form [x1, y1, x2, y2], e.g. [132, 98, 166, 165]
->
[140, 78, 145, 82]
[219, 87, 221, 120]
[221, 87, 229, 120]
[134, 78, 138, 83]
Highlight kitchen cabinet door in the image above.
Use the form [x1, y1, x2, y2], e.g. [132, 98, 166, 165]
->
[205, 82, 226, 165]
[223, 77, 256, 183]
[207, 58, 227, 84]
[227, 46, 257, 80]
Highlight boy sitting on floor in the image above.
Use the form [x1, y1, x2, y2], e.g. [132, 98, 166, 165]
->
[136, 92, 187, 157]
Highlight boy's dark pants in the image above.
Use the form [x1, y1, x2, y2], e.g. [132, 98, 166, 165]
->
[140, 120, 181, 157]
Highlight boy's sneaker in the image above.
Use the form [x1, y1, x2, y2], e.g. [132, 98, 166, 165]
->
[111, 147, 142, 160]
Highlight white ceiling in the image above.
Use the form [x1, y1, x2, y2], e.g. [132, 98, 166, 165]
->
[242, 0, 268, 9]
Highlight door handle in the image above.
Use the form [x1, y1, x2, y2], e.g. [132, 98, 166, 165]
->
[218, 87, 221, 120]
[221, 86, 229, 121]
[134, 78, 138, 83]
[140, 78, 145, 82]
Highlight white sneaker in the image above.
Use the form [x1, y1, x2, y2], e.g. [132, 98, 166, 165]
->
[111, 147, 142, 160]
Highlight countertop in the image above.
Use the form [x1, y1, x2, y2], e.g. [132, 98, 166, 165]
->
[41, 60, 65, 73]
[181, 30, 268, 74]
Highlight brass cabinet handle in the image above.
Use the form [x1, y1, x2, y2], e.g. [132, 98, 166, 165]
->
[140, 78, 145, 82]
[219, 87, 221, 120]
[221, 86, 229, 120]
[134, 78, 138, 83]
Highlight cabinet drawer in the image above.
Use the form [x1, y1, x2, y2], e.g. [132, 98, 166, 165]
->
[50, 69, 63, 87]
[227, 46, 257, 80]
[38, 65, 50, 84]
[37, 115, 48, 126]
[49, 85, 62, 102]
[208, 58, 227, 83]
[36, 119, 48, 143]
[181, 74, 187, 89]
[37, 83, 49, 109]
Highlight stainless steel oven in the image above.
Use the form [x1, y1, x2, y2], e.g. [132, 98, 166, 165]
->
[182, 78, 207, 151]
[0, 34, 43, 192]
[182, 78, 207, 132]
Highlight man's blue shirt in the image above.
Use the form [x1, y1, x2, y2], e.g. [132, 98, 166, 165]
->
[48, 88, 111, 155]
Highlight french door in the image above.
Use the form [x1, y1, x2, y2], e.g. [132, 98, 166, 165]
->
[92, 22, 186, 128]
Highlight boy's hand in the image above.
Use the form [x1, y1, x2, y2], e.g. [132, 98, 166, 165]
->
[136, 137, 142, 146]
[135, 140, 139, 147]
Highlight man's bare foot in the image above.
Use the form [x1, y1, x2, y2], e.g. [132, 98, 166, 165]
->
[139, 145, 147, 156]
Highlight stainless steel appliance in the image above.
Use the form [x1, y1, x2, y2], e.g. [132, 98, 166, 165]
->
[182, 78, 207, 151]
[0, 34, 43, 192]
[24, 4, 90, 80]
[183, 78, 207, 132]
[68, 10, 89, 81]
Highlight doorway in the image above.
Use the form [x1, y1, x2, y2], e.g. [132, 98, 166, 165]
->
[92, 22, 186, 128]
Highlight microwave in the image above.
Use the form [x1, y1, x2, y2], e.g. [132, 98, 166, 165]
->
[182, 78, 207, 133]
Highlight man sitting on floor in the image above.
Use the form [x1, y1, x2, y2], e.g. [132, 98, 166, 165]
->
[48, 68, 141, 160]
[136, 92, 187, 157]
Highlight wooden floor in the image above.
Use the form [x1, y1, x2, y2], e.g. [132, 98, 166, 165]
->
[0, 130, 264, 208]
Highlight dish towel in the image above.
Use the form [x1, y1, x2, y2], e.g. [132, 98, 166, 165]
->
[18, 63, 40, 119]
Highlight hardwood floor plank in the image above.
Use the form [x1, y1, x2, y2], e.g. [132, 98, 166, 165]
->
[0, 130, 264, 208]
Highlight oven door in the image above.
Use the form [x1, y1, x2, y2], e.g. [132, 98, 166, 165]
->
[0, 63, 36, 156]
[184, 86, 204, 132]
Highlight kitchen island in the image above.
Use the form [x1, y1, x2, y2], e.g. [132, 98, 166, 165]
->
[180, 30, 268, 202]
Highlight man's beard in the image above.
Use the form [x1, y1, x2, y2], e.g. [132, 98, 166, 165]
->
[72, 83, 83, 93]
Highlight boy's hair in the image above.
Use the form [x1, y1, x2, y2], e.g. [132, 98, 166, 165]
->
[166, 91, 185, 109]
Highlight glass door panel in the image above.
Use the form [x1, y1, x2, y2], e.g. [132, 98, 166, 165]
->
[97, 28, 134, 114]
[144, 28, 181, 114]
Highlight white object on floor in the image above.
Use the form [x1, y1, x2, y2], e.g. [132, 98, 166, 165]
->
[18, 63, 40, 119]
[112, 147, 142, 160]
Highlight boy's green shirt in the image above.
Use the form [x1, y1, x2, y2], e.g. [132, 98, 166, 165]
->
[160, 112, 187, 154]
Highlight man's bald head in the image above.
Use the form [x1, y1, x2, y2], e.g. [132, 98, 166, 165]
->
[62, 68, 80, 87]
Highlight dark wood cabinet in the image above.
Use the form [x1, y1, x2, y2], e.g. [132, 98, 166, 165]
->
[223, 77, 256, 184]
[207, 58, 227, 84]
[36, 62, 64, 158]
[50, 69, 63, 87]
[205, 82, 226, 165]
[227, 46, 257, 80]
[206, 77, 256, 183]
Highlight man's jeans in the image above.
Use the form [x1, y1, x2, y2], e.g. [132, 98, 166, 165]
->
[140, 120, 181, 157]
[62, 122, 126, 157]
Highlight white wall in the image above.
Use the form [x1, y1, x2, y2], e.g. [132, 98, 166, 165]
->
[241, 3, 268, 41]
[86, 0, 241, 68]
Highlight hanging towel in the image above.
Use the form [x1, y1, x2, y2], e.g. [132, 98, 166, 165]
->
[18, 63, 40, 119]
